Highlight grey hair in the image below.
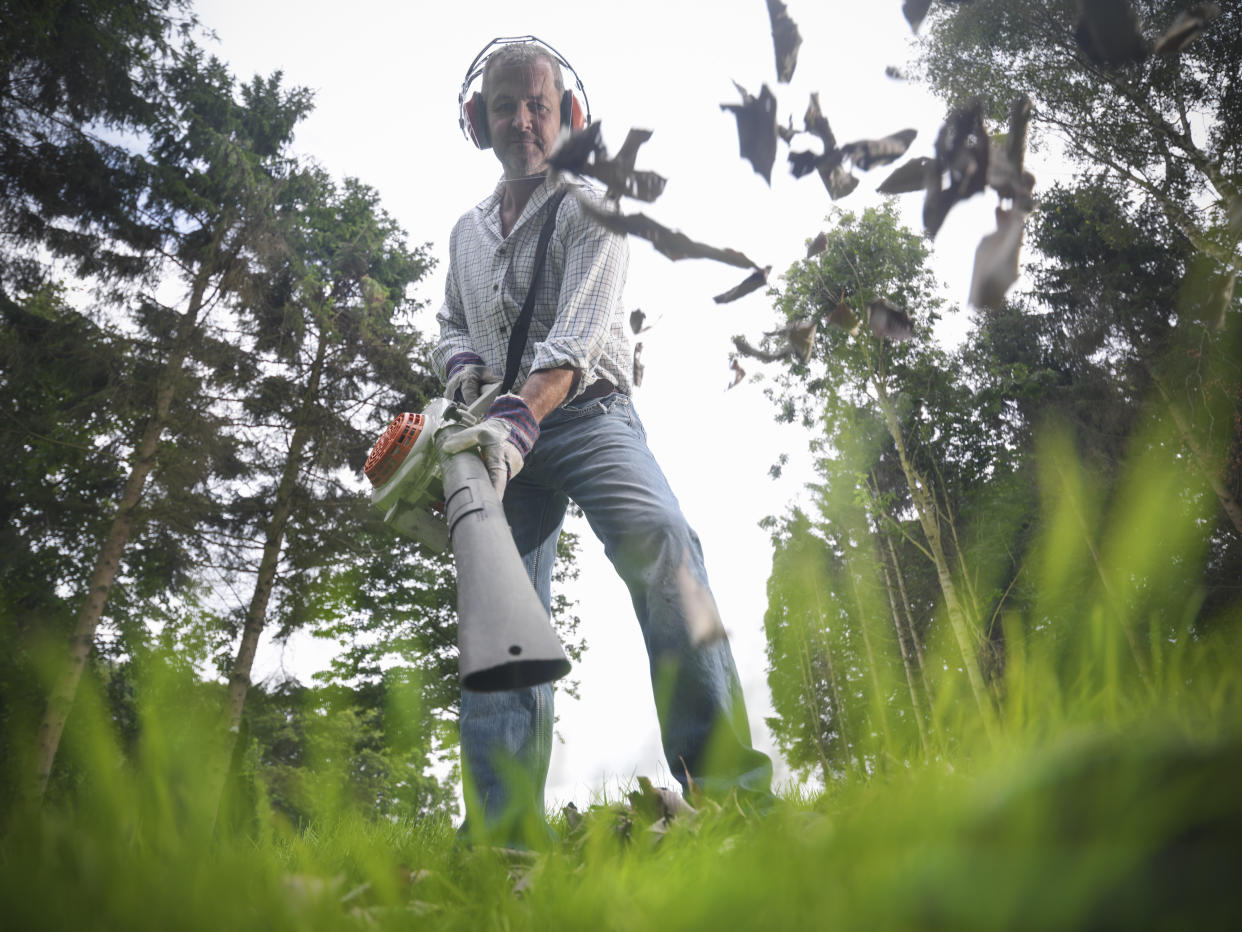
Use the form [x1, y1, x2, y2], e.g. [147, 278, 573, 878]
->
[481, 42, 565, 105]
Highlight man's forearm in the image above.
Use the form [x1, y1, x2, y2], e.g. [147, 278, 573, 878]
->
[518, 366, 578, 422]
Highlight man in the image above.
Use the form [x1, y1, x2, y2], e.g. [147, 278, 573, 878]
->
[435, 39, 773, 847]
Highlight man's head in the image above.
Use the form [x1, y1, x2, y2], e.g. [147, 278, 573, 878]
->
[480, 43, 566, 179]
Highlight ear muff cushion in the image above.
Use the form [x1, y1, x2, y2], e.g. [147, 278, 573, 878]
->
[561, 90, 586, 132]
[465, 91, 490, 149]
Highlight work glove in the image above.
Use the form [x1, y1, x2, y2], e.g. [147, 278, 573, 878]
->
[444, 351, 501, 406]
[439, 393, 539, 500]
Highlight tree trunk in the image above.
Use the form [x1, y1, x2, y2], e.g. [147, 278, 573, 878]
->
[30, 270, 211, 802]
[874, 379, 997, 738]
[1150, 371, 1242, 539]
[877, 537, 930, 756]
[209, 323, 329, 820]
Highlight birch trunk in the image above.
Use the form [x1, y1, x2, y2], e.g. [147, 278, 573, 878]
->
[30, 270, 211, 802]
[874, 379, 997, 737]
[208, 323, 328, 820]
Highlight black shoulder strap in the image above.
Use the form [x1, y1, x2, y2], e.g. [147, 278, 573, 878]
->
[500, 188, 569, 394]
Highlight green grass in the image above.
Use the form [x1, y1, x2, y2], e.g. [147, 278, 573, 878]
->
[3, 425, 1241, 930]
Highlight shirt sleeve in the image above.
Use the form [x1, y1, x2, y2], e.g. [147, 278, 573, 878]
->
[528, 193, 629, 396]
[432, 220, 476, 384]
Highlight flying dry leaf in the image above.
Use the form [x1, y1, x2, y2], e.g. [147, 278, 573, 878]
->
[548, 123, 667, 202]
[820, 160, 859, 200]
[1154, 3, 1221, 55]
[629, 308, 647, 334]
[721, 81, 779, 184]
[969, 206, 1027, 310]
[770, 317, 818, 364]
[803, 92, 837, 151]
[727, 357, 746, 390]
[767, 0, 802, 83]
[885, 65, 909, 81]
[575, 193, 758, 269]
[806, 231, 828, 258]
[867, 298, 914, 341]
[788, 149, 821, 178]
[924, 101, 989, 237]
[877, 156, 935, 194]
[1075, 0, 1148, 68]
[714, 265, 771, 304]
[903, 0, 934, 32]
[828, 301, 858, 330]
[841, 129, 918, 171]
[632, 341, 645, 387]
[732, 334, 789, 363]
[777, 115, 797, 145]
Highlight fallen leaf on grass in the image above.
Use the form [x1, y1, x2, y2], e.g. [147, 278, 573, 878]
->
[721, 81, 779, 183]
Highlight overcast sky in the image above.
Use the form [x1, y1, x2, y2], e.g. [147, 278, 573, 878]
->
[194, 0, 1022, 805]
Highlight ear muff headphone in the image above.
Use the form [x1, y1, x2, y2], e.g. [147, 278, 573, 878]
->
[458, 35, 591, 150]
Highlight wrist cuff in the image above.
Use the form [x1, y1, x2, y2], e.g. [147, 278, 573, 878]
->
[487, 393, 540, 457]
[446, 351, 485, 381]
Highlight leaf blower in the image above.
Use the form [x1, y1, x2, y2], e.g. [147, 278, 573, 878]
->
[363, 384, 571, 691]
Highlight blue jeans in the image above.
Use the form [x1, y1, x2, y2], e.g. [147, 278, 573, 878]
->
[458, 392, 773, 846]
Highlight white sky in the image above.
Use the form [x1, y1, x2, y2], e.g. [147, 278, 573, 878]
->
[196, 0, 1017, 807]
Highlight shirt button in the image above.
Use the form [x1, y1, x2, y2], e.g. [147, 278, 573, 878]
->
[493, 284, 499, 292]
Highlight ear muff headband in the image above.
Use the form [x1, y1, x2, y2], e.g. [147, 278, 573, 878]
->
[458, 35, 591, 150]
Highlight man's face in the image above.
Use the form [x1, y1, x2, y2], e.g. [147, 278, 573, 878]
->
[485, 57, 562, 179]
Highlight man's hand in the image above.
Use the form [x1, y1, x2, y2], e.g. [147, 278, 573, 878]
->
[439, 394, 540, 499]
[444, 352, 500, 405]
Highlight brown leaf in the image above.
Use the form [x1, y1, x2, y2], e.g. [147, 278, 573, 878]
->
[828, 301, 858, 331]
[777, 115, 797, 145]
[732, 334, 789, 363]
[867, 298, 914, 341]
[877, 156, 935, 194]
[783, 318, 818, 364]
[713, 265, 771, 304]
[727, 357, 746, 390]
[549, 123, 667, 202]
[806, 231, 828, 258]
[575, 194, 758, 268]
[802, 93, 837, 151]
[629, 308, 647, 334]
[903, 0, 933, 32]
[924, 101, 989, 237]
[1154, 3, 1221, 55]
[766, 0, 803, 83]
[969, 206, 1027, 310]
[721, 82, 779, 184]
[841, 128, 918, 171]
[1075, 0, 1148, 68]
[632, 341, 645, 387]
[819, 160, 859, 200]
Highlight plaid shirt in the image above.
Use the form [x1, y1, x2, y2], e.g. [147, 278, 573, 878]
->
[433, 175, 632, 400]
